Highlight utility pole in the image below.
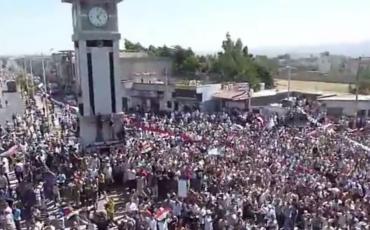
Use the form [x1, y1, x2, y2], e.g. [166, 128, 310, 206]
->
[286, 66, 295, 99]
[23, 58, 27, 90]
[29, 59, 33, 94]
[42, 57, 47, 93]
[41, 55, 50, 120]
[355, 57, 362, 127]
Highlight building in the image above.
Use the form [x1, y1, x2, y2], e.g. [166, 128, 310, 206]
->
[317, 52, 331, 74]
[214, 83, 327, 114]
[317, 52, 347, 74]
[63, 0, 124, 148]
[318, 94, 370, 117]
[119, 54, 174, 112]
[51, 50, 76, 94]
[213, 83, 250, 111]
[173, 82, 222, 112]
[346, 57, 370, 75]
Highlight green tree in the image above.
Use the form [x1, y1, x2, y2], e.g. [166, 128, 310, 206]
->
[180, 56, 200, 73]
[254, 55, 278, 74]
[358, 68, 370, 94]
[124, 39, 146, 52]
[129, 41, 201, 75]
[210, 33, 272, 90]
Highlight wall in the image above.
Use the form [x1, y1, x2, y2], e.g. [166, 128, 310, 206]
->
[275, 70, 355, 84]
[320, 100, 370, 116]
[118, 56, 174, 111]
[225, 101, 246, 110]
[128, 88, 174, 112]
[318, 55, 331, 74]
[79, 115, 123, 148]
[251, 93, 288, 107]
[119, 57, 173, 82]
[196, 83, 222, 112]
[91, 47, 112, 114]
[79, 117, 114, 147]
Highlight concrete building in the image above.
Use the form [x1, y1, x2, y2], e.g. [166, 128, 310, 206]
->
[51, 50, 76, 93]
[318, 94, 370, 117]
[346, 57, 370, 75]
[317, 52, 347, 74]
[173, 82, 222, 112]
[317, 52, 331, 74]
[119, 54, 174, 112]
[63, 0, 124, 148]
[213, 83, 250, 111]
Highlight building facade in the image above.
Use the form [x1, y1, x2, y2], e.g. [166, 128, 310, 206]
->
[63, 0, 124, 148]
[318, 94, 370, 117]
[119, 55, 174, 112]
[51, 50, 76, 94]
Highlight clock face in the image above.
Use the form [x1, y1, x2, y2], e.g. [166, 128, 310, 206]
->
[88, 7, 108, 27]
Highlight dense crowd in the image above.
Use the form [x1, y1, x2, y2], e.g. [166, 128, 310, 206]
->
[0, 88, 369, 230]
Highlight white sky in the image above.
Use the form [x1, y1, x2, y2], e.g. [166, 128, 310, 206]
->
[1, 0, 370, 55]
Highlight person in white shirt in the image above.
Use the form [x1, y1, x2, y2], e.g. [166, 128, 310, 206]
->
[145, 216, 157, 230]
[15, 161, 24, 183]
[103, 163, 113, 185]
[1, 157, 10, 175]
[157, 218, 168, 230]
[204, 210, 213, 230]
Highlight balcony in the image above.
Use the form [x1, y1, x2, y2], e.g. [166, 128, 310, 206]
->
[129, 90, 164, 98]
[132, 82, 170, 92]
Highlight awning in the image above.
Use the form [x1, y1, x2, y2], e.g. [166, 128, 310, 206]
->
[213, 90, 249, 101]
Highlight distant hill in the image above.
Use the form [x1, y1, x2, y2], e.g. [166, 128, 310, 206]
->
[251, 41, 370, 58]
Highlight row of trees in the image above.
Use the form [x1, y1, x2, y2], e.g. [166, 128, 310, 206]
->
[124, 33, 274, 90]
[124, 40, 204, 74]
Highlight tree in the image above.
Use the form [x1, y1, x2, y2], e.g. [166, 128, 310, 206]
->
[124, 39, 146, 52]
[358, 68, 370, 94]
[181, 56, 200, 73]
[255, 55, 279, 75]
[125, 40, 201, 75]
[210, 33, 273, 90]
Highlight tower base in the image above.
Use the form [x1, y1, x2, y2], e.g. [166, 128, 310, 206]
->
[79, 115, 123, 150]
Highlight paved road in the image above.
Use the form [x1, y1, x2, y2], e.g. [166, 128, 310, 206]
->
[0, 89, 24, 125]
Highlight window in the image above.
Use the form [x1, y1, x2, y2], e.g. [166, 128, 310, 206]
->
[252, 109, 260, 114]
[368, 110, 370, 117]
[327, 107, 343, 116]
[78, 103, 84, 116]
[122, 97, 128, 111]
[196, 93, 203, 102]
[357, 110, 366, 117]
[167, 101, 172, 108]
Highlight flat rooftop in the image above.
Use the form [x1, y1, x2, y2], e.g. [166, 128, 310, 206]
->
[318, 94, 370, 101]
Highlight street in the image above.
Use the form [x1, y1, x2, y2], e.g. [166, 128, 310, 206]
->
[0, 89, 24, 125]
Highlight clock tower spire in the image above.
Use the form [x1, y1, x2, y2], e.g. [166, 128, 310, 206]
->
[62, 0, 123, 147]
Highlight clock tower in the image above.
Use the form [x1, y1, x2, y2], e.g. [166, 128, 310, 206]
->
[62, 0, 123, 147]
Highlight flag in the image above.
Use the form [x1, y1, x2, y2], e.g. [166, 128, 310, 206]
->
[141, 142, 152, 154]
[154, 207, 171, 221]
[256, 116, 264, 125]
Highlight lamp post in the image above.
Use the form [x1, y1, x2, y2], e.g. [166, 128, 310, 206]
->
[355, 57, 362, 127]
[285, 65, 296, 98]
[42, 57, 47, 93]
[23, 57, 29, 94]
[29, 59, 34, 96]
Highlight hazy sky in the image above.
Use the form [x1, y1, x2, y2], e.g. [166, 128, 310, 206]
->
[1, 0, 370, 55]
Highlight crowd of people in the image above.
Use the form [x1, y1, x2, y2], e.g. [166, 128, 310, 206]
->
[0, 86, 369, 230]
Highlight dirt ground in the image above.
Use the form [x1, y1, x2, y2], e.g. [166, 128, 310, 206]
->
[275, 79, 350, 93]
